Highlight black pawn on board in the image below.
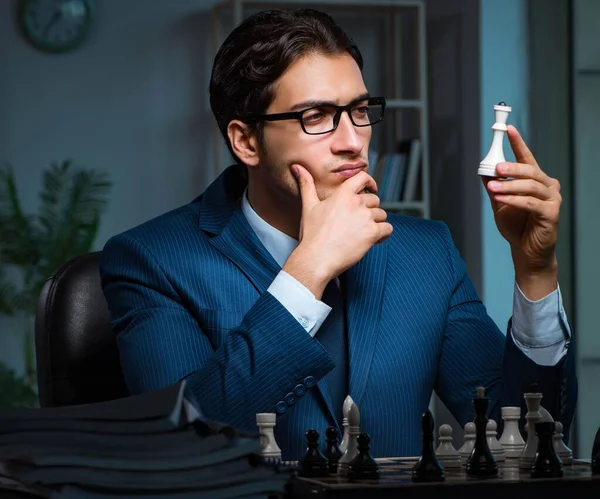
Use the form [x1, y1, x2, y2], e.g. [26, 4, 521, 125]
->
[531, 421, 563, 478]
[298, 429, 330, 478]
[323, 426, 343, 474]
[412, 410, 445, 482]
[466, 386, 498, 477]
[591, 426, 600, 474]
[348, 433, 379, 480]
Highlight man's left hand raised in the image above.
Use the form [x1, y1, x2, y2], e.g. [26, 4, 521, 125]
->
[482, 125, 561, 301]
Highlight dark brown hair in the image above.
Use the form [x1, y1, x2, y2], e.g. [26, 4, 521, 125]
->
[209, 8, 363, 166]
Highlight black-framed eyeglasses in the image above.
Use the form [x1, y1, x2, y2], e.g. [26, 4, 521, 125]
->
[240, 96, 386, 135]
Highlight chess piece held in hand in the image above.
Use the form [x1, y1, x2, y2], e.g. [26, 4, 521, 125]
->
[412, 410, 445, 482]
[478, 101, 512, 177]
[466, 386, 498, 477]
[531, 421, 563, 478]
[298, 429, 329, 478]
[348, 433, 380, 480]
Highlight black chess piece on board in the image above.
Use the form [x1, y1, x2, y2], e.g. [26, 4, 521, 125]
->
[592, 426, 600, 474]
[412, 410, 445, 482]
[348, 433, 379, 480]
[466, 386, 498, 477]
[323, 426, 343, 474]
[531, 421, 563, 478]
[298, 429, 330, 478]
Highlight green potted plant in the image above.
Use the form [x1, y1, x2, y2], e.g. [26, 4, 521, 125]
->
[0, 159, 112, 407]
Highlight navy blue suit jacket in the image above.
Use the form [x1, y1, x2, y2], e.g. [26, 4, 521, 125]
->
[100, 165, 577, 460]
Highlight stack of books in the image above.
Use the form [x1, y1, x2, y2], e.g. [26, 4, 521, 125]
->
[0, 381, 290, 499]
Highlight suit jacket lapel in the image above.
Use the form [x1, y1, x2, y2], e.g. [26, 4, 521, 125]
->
[209, 209, 281, 294]
[345, 240, 388, 408]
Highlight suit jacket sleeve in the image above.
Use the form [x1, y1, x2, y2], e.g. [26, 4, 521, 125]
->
[433, 224, 577, 441]
[100, 233, 335, 432]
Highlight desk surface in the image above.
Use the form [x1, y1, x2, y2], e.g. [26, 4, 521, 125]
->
[291, 457, 600, 498]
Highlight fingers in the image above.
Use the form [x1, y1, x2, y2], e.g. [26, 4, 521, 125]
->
[489, 194, 560, 223]
[340, 170, 378, 195]
[360, 193, 381, 209]
[495, 161, 554, 188]
[292, 164, 320, 215]
[375, 222, 394, 244]
[487, 178, 557, 201]
[507, 125, 539, 168]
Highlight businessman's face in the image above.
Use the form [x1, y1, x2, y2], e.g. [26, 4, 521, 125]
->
[254, 52, 372, 203]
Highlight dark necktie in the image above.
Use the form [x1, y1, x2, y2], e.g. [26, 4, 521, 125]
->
[316, 278, 348, 424]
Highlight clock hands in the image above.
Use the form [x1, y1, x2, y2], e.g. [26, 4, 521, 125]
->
[42, 9, 62, 38]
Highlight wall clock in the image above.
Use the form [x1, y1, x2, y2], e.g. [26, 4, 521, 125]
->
[18, 0, 94, 54]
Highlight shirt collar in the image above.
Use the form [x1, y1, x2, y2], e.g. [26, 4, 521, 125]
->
[241, 188, 299, 268]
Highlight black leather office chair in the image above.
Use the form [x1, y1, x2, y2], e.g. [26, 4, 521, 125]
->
[34, 251, 129, 407]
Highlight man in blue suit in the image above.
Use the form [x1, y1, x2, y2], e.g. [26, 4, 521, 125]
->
[100, 9, 576, 460]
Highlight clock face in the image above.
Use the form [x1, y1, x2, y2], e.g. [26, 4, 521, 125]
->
[19, 0, 93, 53]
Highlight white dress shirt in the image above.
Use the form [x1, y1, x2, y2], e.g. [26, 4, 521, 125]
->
[241, 190, 571, 366]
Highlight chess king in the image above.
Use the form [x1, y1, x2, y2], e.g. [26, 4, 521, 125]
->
[100, 8, 577, 460]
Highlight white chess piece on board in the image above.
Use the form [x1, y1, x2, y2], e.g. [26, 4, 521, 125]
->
[458, 422, 476, 466]
[486, 419, 506, 462]
[338, 402, 360, 476]
[435, 424, 462, 469]
[498, 406, 525, 458]
[519, 390, 543, 469]
[340, 395, 354, 454]
[478, 101, 512, 177]
[256, 413, 281, 462]
[553, 421, 573, 465]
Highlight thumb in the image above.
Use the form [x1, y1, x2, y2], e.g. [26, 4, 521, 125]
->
[291, 164, 320, 214]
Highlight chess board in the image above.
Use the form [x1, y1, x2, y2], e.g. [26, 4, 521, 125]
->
[290, 458, 600, 499]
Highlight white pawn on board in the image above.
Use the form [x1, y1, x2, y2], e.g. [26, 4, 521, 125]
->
[486, 419, 506, 462]
[340, 395, 355, 454]
[338, 401, 360, 476]
[498, 406, 525, 458]
[519, 389, 543, 469]
[458, 422, 476, 466]
[435, 424, 462, 469]
[553, 421, 573, 465]
[256, 413, 281, 463]
[478, 101, 512, 177]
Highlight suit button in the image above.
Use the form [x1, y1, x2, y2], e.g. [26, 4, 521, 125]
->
[284, 392, 295, 406]
[303, 376, 316, 388]
[275, 401, 286, 414]
[294, 384, 306, 397]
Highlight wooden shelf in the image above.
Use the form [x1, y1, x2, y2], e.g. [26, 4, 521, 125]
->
[214, 0, 423, 9]
[381, 201, 425, 211]
[386, 99, 424, 109]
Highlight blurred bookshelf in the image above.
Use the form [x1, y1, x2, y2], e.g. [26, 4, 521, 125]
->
[211, 0, 429, 219]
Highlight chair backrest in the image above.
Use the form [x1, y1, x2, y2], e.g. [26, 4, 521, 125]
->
[35, 251, 129, 406]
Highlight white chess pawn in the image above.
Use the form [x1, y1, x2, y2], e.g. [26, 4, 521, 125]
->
[435, 424, 462, 469]
[553, 421, 573, 465]
[499, 406, 525, 458]
[519, 390, 543, 469]
[256, 413, 281, 462]
[339, 395, 354, 454]
[478, 101, 512, 177]
[458, 422, 476, 466]
[486, 419, 506, 462]
[338, 402, 360, 476]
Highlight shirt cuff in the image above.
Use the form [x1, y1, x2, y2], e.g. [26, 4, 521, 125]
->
[510, 281, 571, 366]
[267, 270, 331, 337]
